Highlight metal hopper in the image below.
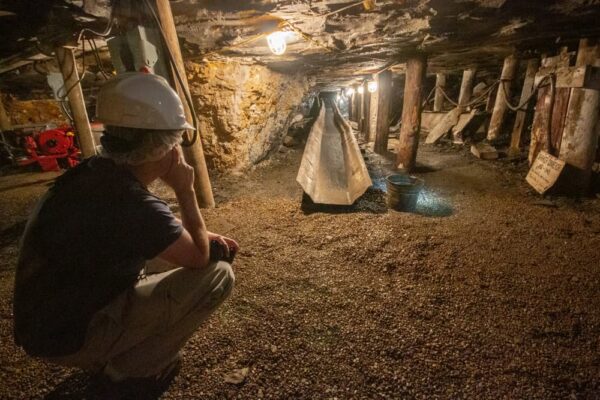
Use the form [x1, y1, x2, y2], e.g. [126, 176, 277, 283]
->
[296, 95, 372, 205]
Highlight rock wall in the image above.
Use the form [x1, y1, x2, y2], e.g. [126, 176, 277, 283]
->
[186, 60, 311, 172]
[3, 96, 67, 126]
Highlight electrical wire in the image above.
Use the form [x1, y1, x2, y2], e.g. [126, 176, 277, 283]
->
[142, 0, 199, 146]
[75, 2, 116, 43]
[56, 38, 87, 102]
[87, 37, 113, 79]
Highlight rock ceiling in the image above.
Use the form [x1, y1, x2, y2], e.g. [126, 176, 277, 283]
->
[1, 0, 600, 88]
[170, 0, 600, 85]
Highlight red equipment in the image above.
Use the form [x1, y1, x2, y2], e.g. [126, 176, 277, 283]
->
[18, 127, 80, 172]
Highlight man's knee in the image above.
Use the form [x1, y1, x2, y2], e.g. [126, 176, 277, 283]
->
[212, 261, 235, 300]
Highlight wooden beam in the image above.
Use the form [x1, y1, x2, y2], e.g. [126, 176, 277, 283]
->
[154, 0, 215, 208]
[368, 78, 378, 142]
[487, 54, 519, 141]
[558, 38, 600, 195]
[374, 70, 392, 155]
[458, 68, 477, 106]
[554, 65, 600, 90]
[55, 46, 96, 158]
[357, 90, 364, 131]
[508, 58, 540, 157]
[351, 91, 359, 123]
[454, 68, 477, 143]
[0, 90, 10, 131]
[433, 73, 446, 112]
[397, 54, 427, 172]
[361, 81, 371, 140]
[529, 48, 571, 164]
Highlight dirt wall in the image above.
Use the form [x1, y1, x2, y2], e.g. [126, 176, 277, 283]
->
[3, 96, 67, 126]
[186, 60, 310, 172]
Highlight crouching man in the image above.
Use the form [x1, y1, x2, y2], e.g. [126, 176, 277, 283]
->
[13, 72, 237, 387]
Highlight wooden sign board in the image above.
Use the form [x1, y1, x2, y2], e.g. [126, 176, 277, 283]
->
[526, 151, 566, 194]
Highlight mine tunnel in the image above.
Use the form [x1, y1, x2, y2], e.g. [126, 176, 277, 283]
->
[1, 0, 600, 398]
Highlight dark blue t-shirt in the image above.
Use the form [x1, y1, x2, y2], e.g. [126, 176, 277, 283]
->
[13, 157, 183, 357]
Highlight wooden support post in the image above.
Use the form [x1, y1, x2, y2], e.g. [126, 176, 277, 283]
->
[368, 78, 379, 142]
[155, 0, 215, 208]
[453, 68, 477, 143]
[356, 90, 365, 130]
[347, 91, 353, 121]
[528, 48, 573, 164]
[458, 68, 477, 107]
[55, 46, 96, 158]
[351, 91, 359, 123]
[361, 81, 371, 140]
[0, 91, 10, 131]
[508, 58, 540, 157]
[433, 73, 446, 112]
[487, 54, 519, 141]
[558, 38, 600, 195]
[397, 54, 427, 172]
[374, 70, 392, 155]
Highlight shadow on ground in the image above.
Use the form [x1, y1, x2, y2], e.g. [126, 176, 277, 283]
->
[44, 371, 173, 400]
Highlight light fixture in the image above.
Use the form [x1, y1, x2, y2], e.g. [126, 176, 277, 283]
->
[336, 94, 341, 102]
[357, 86, 364, 94]
[267, 31, 287, 55]
[345, 87, 355, 96]
[367, 80, 378, 93]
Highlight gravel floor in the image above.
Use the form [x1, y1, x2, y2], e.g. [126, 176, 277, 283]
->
[1, 142, 599, 399]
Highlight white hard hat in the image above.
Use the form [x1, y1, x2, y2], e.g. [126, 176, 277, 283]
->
[96, 72, 195, 131]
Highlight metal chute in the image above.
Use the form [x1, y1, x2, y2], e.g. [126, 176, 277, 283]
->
[297, 95, 372, 205]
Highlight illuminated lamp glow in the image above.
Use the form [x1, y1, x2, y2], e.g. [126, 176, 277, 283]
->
[266, 31, 287, 55]
[345, 87, 355, 96]
[357, 86, 364, 94]
[367, 80, 378, 93]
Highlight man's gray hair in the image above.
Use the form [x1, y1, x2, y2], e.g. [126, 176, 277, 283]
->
[98, 126, 184, 165]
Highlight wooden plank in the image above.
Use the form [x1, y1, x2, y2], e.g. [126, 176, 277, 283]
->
[471, 143, 498, 160]
[550, 87, 570, 152]
[425, 107, 462, 144]
[557, 38, 600, 194]
[528, 50, 572, 164]
[421, 112, 447, 132]
[508, 58, 539, 157]
[452, 109, 484, 142]
[555, 65, 600, 90]
[528, 85, 551, 164]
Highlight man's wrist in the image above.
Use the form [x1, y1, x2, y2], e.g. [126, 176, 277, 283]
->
[174, 186, 196, 198]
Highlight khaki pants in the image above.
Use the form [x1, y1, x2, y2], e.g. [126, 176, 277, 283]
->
[49, 261, 234, 378]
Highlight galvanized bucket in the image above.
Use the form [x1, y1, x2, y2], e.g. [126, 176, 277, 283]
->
[385, 174, 424, 212]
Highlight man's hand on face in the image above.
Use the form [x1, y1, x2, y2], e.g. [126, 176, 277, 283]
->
[162, 146, 195, 195]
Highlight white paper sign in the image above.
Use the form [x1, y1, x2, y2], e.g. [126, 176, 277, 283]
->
[526, 151, 565, 194]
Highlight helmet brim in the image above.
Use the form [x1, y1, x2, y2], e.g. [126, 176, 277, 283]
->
[181, 121, 196, 131]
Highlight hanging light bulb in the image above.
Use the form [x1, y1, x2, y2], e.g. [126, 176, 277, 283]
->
[345, 87, 355, 96]
[367, 80, 378, 93]
[267, 31, 287, 55]
[357, 86, 364, 94]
